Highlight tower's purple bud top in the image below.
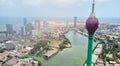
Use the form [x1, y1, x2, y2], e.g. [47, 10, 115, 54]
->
[86, 16, 99, 35]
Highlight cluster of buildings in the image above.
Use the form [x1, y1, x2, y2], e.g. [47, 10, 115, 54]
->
[0, 40, 40, 66]
[97, 23, 120, 39]
[0, 17, 79, 66]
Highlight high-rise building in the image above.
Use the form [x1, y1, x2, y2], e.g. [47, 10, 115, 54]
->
[66, 21, 69, 28]
[24, 18, 27, 26]
[27, 23, 33, 35]
[24, 18, 27, 35]
[43, 21, 48, 28]
[34, 20, 41, 30]
[20, 26, 24, 35]
[0, 31, 8, 40]
[6, 24, 13, 34]
[74, 16, 77, 27]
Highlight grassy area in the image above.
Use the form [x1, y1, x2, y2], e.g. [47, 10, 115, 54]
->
[48, 40, 62, 47]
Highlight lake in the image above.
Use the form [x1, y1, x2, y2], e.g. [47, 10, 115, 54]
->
[38, 31, 97, 66]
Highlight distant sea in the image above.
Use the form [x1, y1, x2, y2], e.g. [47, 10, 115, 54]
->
[0, 17, 120, 30]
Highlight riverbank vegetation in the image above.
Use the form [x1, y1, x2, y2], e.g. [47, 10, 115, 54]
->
[34, 35, 70, 54]
[59, 35, 71, 50]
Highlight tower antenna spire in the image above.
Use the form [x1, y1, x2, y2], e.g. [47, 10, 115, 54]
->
[92, 0, 95, 13]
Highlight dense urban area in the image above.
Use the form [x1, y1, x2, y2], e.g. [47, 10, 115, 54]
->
[0, 17, 120, 66]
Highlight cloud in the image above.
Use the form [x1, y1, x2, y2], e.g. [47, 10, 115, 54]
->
[47, 0, 77, 7]
[96, 0, 110, 2]
[22, 0, 110, 7]
[83, 0, 110, 2]
[0, 0, 14, 7]
[22, 0, 78, 7]
[22, 0, 45, 6]
[0, 0, 111, 7]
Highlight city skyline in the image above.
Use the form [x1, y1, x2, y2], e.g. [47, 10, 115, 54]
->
[0, 0, 120, 66]
[0, 0, 120, 18]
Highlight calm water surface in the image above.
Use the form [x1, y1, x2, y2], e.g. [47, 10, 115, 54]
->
[38, 31, 97, 66]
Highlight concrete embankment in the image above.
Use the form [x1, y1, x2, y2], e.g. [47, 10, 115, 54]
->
[43, 48, 59, 59]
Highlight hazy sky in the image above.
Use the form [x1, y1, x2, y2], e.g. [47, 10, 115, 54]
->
[0, 0, 120, 18]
